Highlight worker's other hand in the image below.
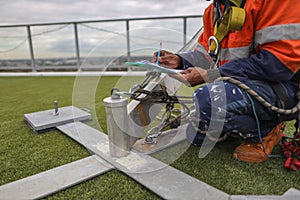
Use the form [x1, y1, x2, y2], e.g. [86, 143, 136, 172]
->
[153, 50, 181, 69]
[169, 67, 208, 87]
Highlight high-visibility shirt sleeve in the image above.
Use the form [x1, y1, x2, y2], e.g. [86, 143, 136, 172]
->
[218, 0, 300, 81]
[254, 0, 300, 74]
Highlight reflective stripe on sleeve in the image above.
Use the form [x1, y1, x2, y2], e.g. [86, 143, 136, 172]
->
[255, 23, 300, 46]
[220, 43, 253, 61]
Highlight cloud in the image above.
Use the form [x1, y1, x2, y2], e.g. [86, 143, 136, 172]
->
[0, 0, 210, 25]
[0, 0, 211, 59]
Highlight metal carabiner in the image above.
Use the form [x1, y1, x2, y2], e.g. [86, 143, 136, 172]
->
[208, 36, 219, 56]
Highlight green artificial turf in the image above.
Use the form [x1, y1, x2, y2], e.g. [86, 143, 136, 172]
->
[0, 76, 299, 199]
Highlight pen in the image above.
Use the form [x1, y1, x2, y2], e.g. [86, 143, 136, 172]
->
[156, 40, 162, 65]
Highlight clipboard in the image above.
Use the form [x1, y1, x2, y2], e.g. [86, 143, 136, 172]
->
[125, 60, 182, 74]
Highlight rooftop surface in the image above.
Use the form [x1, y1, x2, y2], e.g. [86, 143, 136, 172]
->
[1, 76, 300, 199]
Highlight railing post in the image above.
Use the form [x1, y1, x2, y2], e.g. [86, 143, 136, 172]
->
[183, 17, 187, 46]
[74, 23, 81, 70]
[26, 25, 36, 72]
[125, 20, 131, 71]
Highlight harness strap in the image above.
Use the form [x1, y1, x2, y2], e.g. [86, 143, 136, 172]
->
[270, 82, 293, 109]
[209, 0, 246, 58]
[229, 0, 244, 7]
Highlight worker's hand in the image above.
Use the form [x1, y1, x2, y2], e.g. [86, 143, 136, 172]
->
[170, 67, 208, 87]
[153, 50, 181, 69]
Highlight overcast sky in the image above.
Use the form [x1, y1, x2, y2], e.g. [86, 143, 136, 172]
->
[0, 0, 210, 25]
[0, 1, 211, 60]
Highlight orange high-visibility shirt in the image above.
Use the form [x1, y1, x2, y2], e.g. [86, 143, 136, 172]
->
[198, 0, 300, 73]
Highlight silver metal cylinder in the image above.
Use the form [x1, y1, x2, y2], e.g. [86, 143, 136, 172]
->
[104, 95, 131, 157]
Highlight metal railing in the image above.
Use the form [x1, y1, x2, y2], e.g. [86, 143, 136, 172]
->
[0, 15, 203, 72]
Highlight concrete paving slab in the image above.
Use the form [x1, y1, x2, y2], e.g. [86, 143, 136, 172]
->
[24, 105, 91, 132]
[0, 155, 113, 199]
[283, 188, 300, 199]
[57, 122, 229, 200]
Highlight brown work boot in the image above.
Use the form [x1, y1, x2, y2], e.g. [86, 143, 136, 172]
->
[233, 122, 285, 163]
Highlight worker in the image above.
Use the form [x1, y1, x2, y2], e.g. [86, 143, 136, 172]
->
[153, 0, 300, 163]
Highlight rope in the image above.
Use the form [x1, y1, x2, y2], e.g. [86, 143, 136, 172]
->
[80, 23, 182, 45]
[145, 102, 191, 142]
[219, 76, 299, 159]
[31, 24, 70, 37]
[0, 38, 27, 53]
[131, 87, 194, 104]
[0, 24, 70, 54]
[219, 76, 300, 115]
[130, 68, 300, 146]
[246, 92, 269, 157]
[187, 76, 300, 144]
[129, 83, 193, 142]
